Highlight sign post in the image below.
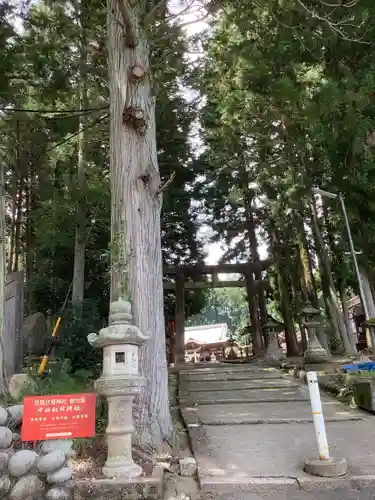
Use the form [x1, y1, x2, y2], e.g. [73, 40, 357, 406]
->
[21, 393, 96, 442]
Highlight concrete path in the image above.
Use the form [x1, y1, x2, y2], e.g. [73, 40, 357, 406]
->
[178, 362, 375, 499]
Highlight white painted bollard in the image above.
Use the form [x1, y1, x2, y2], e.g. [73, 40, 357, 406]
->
[304, 372, 348, 477]
[306, 371, 329, 460]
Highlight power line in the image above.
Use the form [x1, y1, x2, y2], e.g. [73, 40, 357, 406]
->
[44, 113, 109, 154]
[1, 105, 109, 115]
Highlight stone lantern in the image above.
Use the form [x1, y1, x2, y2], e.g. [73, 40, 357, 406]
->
[264, 321, 284, 363]
[87, 298, 149, 479]
[302, 303, 329, 363]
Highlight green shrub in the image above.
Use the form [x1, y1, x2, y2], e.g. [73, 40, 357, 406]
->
[56, 300, 102, 377]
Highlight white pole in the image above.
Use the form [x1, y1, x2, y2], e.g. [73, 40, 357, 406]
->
[306, 371, 330, 461]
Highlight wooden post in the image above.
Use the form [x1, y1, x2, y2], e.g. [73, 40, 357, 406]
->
[175, 272, 185, 366]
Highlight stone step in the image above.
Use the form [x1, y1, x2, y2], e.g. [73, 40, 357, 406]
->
[181, 401, 362, 426]
[181, 370, 283, 383]
[180, 387, 310, 406]
[180, 379, 298, 392]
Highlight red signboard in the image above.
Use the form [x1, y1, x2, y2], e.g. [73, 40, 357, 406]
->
[21, 393, 96, 442]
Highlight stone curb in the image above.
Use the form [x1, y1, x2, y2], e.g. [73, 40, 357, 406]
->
[279, 363, 348, 398]
[179, 396, 310, 406]
[178, 382, 299, 393]
[73, 465, 164, 499]
[201, 476, 299, 494]
[199, 474, 375, 494]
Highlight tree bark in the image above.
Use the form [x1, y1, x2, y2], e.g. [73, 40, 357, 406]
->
[0, 161, 7, 389]
[310, 199, 356, 354]
[72, 0, 88, 314]
[297, 225, 319, 308]
[359, 266, 375, 318]
[243, 184, 268, 346]
[7, 170, 17, 275]
[108, 0, 172, 451]
[270, 230, 299, 356]
[13, 177, 24, 273]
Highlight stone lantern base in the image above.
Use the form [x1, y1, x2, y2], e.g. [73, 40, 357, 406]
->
[95, 377, 145, 478]
[304, 345, 330, 364]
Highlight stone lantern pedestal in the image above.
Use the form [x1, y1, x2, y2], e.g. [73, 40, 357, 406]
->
[88, 298, 149, 479]
[302, 304, 330, 364]
[264, 321, 285, 363]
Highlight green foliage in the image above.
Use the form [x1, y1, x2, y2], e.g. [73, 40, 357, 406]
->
[57, 301, 103, 377]
[0, 0, 207, 329]
[24, 361, 94, 397]
[22, 360, 107, 436]
[186, 285, 249, 340]
[193, 0, 375, 346]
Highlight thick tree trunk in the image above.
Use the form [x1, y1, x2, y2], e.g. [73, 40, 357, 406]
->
[271, 230, 299, 356]
[7, 171, 17, 274]
[13, 177, 24, 273]
[25, 169, 36, 315]
[243, 187, 268, 346]
[108, 0, 172, 451]
[0, 163, 7, 388]
[311, 200, 356, 354]
[340, 281, 352, 346]
[72, 0, 88, 313]
[278, 268, 299, 356]
[359, 266, 375, 318]
[297, 225, 319, 308]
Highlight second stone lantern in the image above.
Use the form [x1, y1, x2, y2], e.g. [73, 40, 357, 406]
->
[88, 298, 149, 479]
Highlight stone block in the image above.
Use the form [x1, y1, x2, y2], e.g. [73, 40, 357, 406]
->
[47, 466, 73, 484]
[179, 457, 197, 477]
[22, 312, 48, 357]
[7, 405, 23, 426]
[352, 380, 375, 411]
[0, 427, 13, 449]
[8, 449, 38, 477]
[9, 373, 36, 400]
[10, 474, 44, 500]
[37, 450, 66, 474]
[73, 473, 164, 500]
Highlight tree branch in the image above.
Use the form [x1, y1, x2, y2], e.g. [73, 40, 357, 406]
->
[117, 0, 137, 47]
[295, 0, 370, 43]
[158, 171, 176, 193]
[144, 0, 165, 28]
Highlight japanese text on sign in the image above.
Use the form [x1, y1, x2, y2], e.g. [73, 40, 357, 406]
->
[22, 393, 96, 442]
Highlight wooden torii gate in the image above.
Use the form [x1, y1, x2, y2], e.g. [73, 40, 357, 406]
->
[164, 259, 272, 365]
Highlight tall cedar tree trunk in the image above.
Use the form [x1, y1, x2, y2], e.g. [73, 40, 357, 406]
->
[296, 224, 328, 351]
[239, 167, 267, 346]
[13, 177, 24, 272]
[310, 199, 356, 354]
[0, 162, 7, 388]
[8, 121, 23, 274]
[271, 229, 299, 356]
[72, 0, 88, 313]
[25, 167, 36, 315]
[296, 223, 319, 308]
[108, 0, 172, 451]
[244, 192, 267, 348]
[359, 266, 375, 318]
[8, 169, 17, 274]
[293, 244, 308, 351]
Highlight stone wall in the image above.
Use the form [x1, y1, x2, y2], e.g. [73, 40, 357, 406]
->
[0, 404, 73, 500]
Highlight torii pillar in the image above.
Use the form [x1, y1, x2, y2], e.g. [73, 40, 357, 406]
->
[174, 272, 185, 366]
